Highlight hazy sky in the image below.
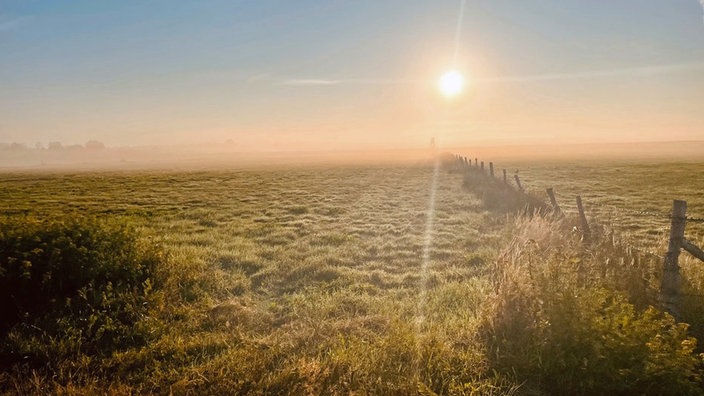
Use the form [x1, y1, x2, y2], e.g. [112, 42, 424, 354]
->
[1, 1, 704, 150]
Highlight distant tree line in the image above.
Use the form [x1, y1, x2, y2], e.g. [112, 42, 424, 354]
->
[0, 140, 106, 151]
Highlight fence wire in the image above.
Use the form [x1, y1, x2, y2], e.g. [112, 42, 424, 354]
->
[569, 198, 704, 227]
[585, 201, 672, 220]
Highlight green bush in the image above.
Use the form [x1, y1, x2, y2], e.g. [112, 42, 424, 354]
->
[0, 216, 163, 365]
[481, 215, 704, 395]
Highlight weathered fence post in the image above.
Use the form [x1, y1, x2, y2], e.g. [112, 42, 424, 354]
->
[489, 162, 494, 178]
[576, 195, 590, 242]
[474, 158, 478, 167]
[503, 169, 507, 184]
[546, 188, 562, 216]
[661, 200, 687, 319]
[514, 174, 523, 191]
[480, 161, 484, 172]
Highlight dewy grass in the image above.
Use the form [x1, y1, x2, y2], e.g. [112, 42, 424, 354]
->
[1, 161, 704, 394]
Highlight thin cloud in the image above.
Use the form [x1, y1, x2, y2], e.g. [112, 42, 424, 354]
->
[281, 79, 340, 86]
[344, 78, 423, 85]
[280, 78, 423, 86]
[278, 62, 703, 88]
[477, 61, 704, 84]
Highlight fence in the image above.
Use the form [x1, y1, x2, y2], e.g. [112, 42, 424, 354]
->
[448, 153, 704, 319]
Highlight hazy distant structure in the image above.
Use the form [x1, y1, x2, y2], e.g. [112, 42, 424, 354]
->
[85, 140, 106, 150]
[430, 137, 436, 151]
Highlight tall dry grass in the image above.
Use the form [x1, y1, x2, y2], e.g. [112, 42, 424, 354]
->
[480, 213, 704, 395]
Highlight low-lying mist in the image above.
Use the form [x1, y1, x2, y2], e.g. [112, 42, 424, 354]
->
[1, 140, 702, 172]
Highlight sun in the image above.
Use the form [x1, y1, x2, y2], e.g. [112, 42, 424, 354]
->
[438, 70, 465, 98]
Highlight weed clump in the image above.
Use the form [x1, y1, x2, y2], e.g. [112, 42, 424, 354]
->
[462, 169, 547, 214]
[0, 216, 163, 367]
[481, 215, 704, 395]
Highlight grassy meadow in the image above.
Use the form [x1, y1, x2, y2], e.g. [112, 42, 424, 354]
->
[510, 160, 704, 246]
[1, 158, 704, 394]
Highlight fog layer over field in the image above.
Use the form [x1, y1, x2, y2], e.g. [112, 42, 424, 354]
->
[1, 140, 703, 171]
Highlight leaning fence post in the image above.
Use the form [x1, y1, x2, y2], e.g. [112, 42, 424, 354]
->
[546, 188, 562, 216]
[661, 200, 687, 319]
[683, 239, 704, 262]
[576, 195, 590, 242]
[514, 174, 523, 191]
[503, 169, 507, 184]
[489, 162, 494, 178]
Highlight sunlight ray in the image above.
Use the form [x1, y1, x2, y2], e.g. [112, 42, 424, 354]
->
[453, 0, 467, 66]
[415, 158, 440, 333]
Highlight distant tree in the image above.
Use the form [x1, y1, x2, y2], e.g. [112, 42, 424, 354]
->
[48, 141, 63, 150]
[34, 142, 44, 150]
[9, 142, 27, 150]
[85, 140, 105, 150]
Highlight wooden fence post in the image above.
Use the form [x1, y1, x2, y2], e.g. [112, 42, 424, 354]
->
[514, 174, 523, 191]
[576, 195, 590, 242]
[474, 158, 478, 167]
[661, 200, 687, 319]
[546, 188, 562, 216]
[489, 162, 494, 178]
[480, 161, 484, 172]
[503, 169, 507, 184]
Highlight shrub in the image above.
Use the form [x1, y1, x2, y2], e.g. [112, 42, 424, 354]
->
[0, 215, 163, 366]
[462, 170, 547, 214]
[481, 215, 704, 395]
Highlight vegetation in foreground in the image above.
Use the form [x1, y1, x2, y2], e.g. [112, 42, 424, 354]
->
[0, 160, 703, 394]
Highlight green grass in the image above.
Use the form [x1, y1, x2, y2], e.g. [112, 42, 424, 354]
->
[1, 159, 704, 394]
[501, 160, 704, 247]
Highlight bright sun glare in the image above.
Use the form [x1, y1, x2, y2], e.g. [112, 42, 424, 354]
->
[438, 70, 465, 98]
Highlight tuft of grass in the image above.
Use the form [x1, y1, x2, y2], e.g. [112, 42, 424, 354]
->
[462, 169, 547, 214]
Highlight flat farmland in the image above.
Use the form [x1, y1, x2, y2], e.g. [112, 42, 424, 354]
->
[2, 159, 704, 395]
[0, 164, 497, 293]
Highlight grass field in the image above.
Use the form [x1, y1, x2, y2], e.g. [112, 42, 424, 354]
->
[510, 160, 704, 242]
[1, 158, 704, 394]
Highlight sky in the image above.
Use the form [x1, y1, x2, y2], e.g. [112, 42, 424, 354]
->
[1, 0, 704, 151]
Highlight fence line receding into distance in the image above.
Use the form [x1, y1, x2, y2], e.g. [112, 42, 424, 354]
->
[449, 153, 704, 320]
